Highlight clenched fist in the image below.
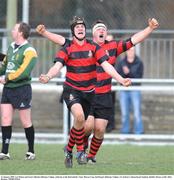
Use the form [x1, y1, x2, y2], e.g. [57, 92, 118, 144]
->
[148, 18, 159, 30]
[39, 74, 51, 84]
[36, 24, 46, 35]
[122, 78, 131, 87]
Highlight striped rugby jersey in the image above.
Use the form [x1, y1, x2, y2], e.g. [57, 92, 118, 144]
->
[55, 39, 108, 91]
[95, 38, 134, 94]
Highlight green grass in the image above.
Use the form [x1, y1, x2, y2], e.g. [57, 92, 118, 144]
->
[0, 144, 174, 175]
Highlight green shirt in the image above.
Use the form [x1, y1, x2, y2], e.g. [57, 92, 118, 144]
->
[0, 41, 37, 88]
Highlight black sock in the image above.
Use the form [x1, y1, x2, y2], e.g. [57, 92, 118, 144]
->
[1, 126, 12, 154]
[24, 125, 35, 153]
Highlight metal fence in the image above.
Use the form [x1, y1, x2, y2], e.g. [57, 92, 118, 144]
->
[1, 29, 174, 79]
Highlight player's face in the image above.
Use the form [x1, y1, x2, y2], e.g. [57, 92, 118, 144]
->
[93, 27, 107, 45]
[74, 24, 86, 40]
[11, 24, 21, 41]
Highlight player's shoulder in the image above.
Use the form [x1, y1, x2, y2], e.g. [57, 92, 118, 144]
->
[81, 39, 96, 47]
[86, 39, 94, 44]
[23, 43, 37, 56]
[64, 38, 71, 46]
[24, 46, 37, 53]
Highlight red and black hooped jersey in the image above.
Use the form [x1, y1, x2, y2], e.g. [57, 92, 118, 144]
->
[95, 38, 134, 94]
[55, 39, 108, 91]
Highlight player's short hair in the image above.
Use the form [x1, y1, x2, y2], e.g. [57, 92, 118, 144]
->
[70, 16, 86, 35]
[92, 20, 107, 28]
[18, 22, 31, 39]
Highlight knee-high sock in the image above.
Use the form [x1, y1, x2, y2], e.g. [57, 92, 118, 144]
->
[66, 127, 76, 153]
[88, 135, 103, 158]
[73, 127, 85, 152]
[1, 126, 12, 154]
[24, 125, 35, 153]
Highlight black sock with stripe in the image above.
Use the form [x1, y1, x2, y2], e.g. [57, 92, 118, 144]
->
[1, 126, 12, 154]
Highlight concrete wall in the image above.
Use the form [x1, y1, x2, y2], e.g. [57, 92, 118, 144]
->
[0, 84, 174, 134]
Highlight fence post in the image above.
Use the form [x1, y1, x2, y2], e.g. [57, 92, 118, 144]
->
[63, 101, 68, 143]
[2, 36, 8, 53]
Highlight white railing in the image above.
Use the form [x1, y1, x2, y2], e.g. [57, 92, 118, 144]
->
[32, 77, 174, 84]
[32, 77, 174, 91]
[6, 132, 174, 146]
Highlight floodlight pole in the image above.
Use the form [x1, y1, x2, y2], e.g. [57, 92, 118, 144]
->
[6, 0, 17, 45]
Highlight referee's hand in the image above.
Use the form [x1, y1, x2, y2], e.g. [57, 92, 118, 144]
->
[0, 76, 6, 84]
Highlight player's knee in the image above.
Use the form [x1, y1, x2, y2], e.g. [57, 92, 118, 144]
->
[95, 127, 105, 138]
[75, 113, 85, 123]
[1, 116, 12, 126]
[85, 122, 94, 132]
[21, 120, 32, 128]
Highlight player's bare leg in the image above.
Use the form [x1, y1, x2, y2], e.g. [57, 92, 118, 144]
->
[84, 115, 94, 152]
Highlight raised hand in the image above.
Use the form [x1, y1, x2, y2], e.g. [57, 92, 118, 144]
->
[36, 24, 46, 35]
[148, 18, 159, 30]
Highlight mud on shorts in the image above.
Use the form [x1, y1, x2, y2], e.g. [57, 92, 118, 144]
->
[1, 84, 32, 110]
[62, 84, 95, 120]
[89, 92, 114, 122]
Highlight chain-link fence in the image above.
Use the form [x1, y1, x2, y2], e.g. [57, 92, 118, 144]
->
[0, 0, 174, 29]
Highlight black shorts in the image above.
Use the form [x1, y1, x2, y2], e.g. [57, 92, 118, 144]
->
[1, 84, 32, 110]
[90, 92, 114, 122]
[62, 84, 95, 119]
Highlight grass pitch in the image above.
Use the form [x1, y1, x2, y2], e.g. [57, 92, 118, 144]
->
[0, 143, 174, 175]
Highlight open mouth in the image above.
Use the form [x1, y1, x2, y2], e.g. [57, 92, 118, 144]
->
[78, 32, 83, 35]
[99, 34, 104, 38]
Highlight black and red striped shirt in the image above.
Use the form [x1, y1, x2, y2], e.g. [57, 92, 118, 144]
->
[95, 38, 134, 94]
[55, 39, 108, 91]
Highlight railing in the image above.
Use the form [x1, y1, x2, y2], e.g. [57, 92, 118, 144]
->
[32, 77, 174, 91]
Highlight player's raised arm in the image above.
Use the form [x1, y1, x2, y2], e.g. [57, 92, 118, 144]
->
[36, 24, 65, 45]
[131, 18, 159, 45]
